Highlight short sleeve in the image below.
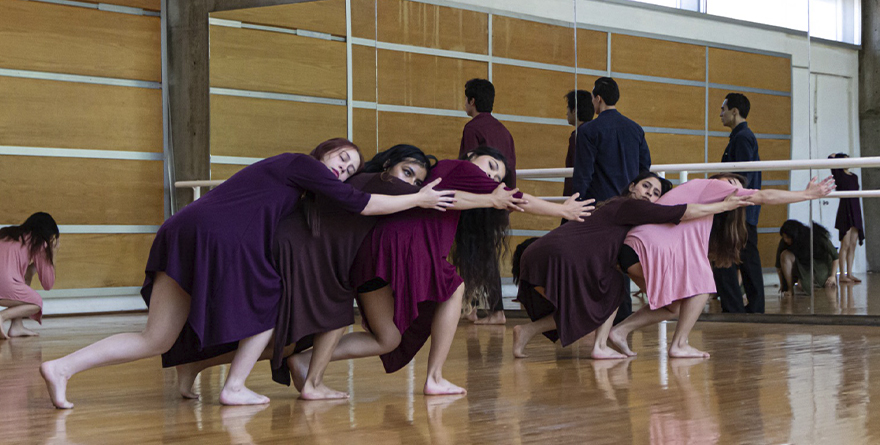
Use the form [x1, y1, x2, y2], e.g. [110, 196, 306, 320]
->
[287, 155, 371, 213]
[34, 247, 55, 290]
[697, 179, 758, 204]
[439, 161, 523, 198]
[612, 199, 687, 226]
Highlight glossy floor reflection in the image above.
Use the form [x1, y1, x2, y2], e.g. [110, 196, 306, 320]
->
[6, 314, 880, 444]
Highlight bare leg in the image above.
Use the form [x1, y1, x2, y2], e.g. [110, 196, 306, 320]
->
[608, 302, 680, 357]
[177, 341, 295, 399]
[299, 327, 348, 400]
[780, 250, 796, 296]
[845, 229, 861, 282]
[591, 309, 627, 360]
[668, 294, 710, 358]
[838, 231, 851, 282]
[0, 301, 41, 338]
[40, 272, 191, 409]
[424, 283, 466, 395]
[512, 315, 556, 358]
[219, 329, 274, 406]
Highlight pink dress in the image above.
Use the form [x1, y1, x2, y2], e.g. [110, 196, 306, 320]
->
[0, 238, 55, 322]
[624, 179, 756, 309]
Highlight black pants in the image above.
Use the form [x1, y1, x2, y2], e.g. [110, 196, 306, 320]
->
[613, 276, 633, 324]
[712, 224, 765, 313]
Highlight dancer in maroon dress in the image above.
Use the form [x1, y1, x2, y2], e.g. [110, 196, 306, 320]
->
[829, 153, 865, 283]
[289, 146, 595, 396]
[40, 138, 455, 409]
[511, 172, 753, 359]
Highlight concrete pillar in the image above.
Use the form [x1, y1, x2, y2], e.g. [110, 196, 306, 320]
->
[859, 0, 880, 271]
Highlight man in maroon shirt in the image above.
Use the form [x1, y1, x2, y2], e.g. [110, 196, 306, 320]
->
[460, 78, 515, 324]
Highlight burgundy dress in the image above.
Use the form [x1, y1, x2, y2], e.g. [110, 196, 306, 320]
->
[517, 198, 686, 346]
[143, 154, 370, 367]
[351, 159, 522, 373]
[270, 173, 418, 384]
[459, 113, 517, 186]
[831, 169, 865, 244]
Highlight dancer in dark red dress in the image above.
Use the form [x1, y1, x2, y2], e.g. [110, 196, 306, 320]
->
[40, 138, 455, 409]
[289, 146, 595, 396]
[829, 153, 865, 283]
[512, 172, 752, 359]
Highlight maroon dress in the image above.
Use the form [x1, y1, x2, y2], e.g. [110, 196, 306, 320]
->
[831, 169, 865, 244]
[459, 113, 516, 186]
[517, 198, 685, 346]
[144, 154, 370, 367]
[351, 160, 522, 373]
[270, 173, 418, 384]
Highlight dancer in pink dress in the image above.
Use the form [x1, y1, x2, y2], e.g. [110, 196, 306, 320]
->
[0, 212, 58, 338]
[605, 173, 835, 358]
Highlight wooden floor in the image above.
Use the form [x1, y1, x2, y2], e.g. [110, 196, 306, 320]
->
[5, 315, 880, 444]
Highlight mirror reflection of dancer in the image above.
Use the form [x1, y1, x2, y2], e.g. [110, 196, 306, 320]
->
[40, 138, 455, 409]
[511, 172, 750, 358]
[290, 146, 595, 396]
[829, 153, 865, 283]
[0, 212, 59, 339]
[605, 173, 835, 358]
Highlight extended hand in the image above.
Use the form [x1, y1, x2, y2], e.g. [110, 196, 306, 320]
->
[805, 176, 836, 199]
[722, 192, 753, 211]
[562, 193, 595, 222]
[418, 178, 456, 211]
[491, 184, 527, 212]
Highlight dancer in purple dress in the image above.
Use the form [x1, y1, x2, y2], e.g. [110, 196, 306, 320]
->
[40, 138, 455, 409]
[829, 153, 865, 283]
[288, 146, 595, 396]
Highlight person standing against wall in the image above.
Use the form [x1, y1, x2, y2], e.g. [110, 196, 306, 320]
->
[712, 93, 765, 313]
[459, 78, 516, 325]
[571, 77, 652, 323]
[562, 89, 595, 205]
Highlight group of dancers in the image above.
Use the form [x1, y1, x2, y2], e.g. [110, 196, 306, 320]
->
[0, 136, 834, 408]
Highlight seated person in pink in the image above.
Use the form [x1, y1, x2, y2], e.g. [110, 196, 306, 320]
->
[0, 212, 59, 338]
[605, 173, 835, 358]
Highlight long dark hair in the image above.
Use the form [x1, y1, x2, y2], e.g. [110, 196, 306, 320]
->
[780, 219, 835, 263]
[0, 212, 59, 264]
[363, 144, 437, 183]
[453, 146, 513, 313]
[707, 173, 749, 268]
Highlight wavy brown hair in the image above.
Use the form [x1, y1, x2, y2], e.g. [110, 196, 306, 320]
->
[707, 173, 749, 268]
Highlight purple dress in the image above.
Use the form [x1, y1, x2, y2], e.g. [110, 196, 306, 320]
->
[351, 160, 522, 373]
[143, 153, 370, 367]
[270, 173, 418, 384]
[517, 198, 685, 346]
[459, 113, 517, 186]
[831, 169, 865, 244]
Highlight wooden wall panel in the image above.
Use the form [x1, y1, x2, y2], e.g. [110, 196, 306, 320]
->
[352, 45, 378, 102]
[708, 89, 791, 135]
[578, 29, 608, 72]
[611, 34, 705, 82]
[210, 95, 347, 158]
[0, 77, 162, 152]
[504, 122, 573, 169]
[615, 79, 704, 130]
[76, 0, 161, 11]
[352, 0, 488, 54]
[708, 48, 791, 93]
[645, 133, 704, 165]
[211, 164, 247, 181]
[493, 65, 581, 118]
[209, 26, 346, 99]
[758, 233, 780, 269]
[0, 1, 160, 82]
[374, 112, 469, 160]
[374, 50, 487, 109]
[32, 234, 156, 289]
[211, 0, 346, 36]
[509, 181, 568, 231]
[492, 16, 575, 66]
[0, 157, 163, 225]
[353, 108, 379, 154]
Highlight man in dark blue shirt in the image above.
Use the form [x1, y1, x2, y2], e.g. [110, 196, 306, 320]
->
[572, 77, 651, 323]
[712, 93, 764, 313]
[571, 77, 651, 204]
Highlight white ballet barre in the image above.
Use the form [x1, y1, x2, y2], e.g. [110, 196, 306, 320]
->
[175, 179, 224, 200]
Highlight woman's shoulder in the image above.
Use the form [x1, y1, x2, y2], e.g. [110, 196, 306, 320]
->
[427, 159, 473, 180]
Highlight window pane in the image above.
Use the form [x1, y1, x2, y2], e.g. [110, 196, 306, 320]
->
[706, 0, 808, 31]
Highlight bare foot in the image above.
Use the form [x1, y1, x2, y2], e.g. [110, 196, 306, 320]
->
[838, 275, 852, 283]
[848, 274, 862, 283]
[300, 381, 349, 400]
[463, 311, 478, 322]
[287, 352, 310, 393]
[474, 311, 506, 325]
[424, 377, 467, 396]
[220, 404, 267, 444]
[219, 386, 270, 406]
[607, 328, 637, 357]
[591, 343, 628, 360]
[668, 343, 710, 359]
[7, 325, 38, 337]
[40, 360, 74, 409]
[512, 325, 530, 358]
[176, 363, 201, 399]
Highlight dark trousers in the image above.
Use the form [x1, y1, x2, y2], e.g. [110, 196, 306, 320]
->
[613, 276, 633, 324]
[712, 224, 765, 313]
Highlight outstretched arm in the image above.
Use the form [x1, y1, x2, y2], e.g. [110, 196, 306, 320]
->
[519, 193, 595, 222]
[451, 184, 528, 211]
[681, 193, 752, 221]
[361, 178, 456, 215]
[746, 176, 835, 206]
